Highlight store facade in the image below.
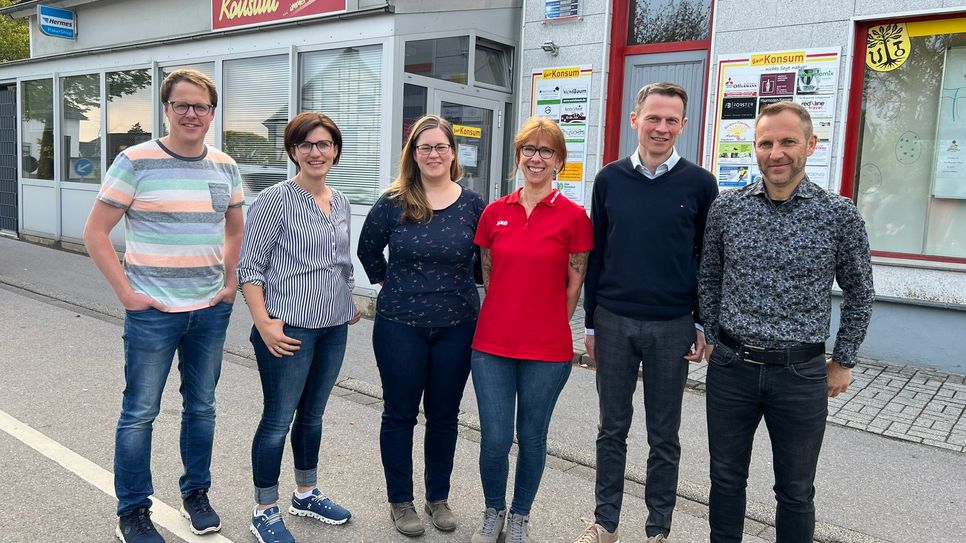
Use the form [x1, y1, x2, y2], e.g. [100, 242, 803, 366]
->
[2, 0, 964, 369]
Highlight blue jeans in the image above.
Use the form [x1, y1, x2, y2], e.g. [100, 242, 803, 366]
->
[706, 343, 828, 543]
[593, 307, 695, 536]
[115, 302, 233, 516]
[373, 316, 475, 503]
[250, 323, 347, 505]
[471, 350, 572, 516]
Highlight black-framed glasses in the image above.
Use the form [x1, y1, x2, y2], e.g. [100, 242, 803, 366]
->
[166, 101, 214, 116]
[521, 145, 556, 159]
[415, 143, 452, 156]
[293, 140, 335, 154]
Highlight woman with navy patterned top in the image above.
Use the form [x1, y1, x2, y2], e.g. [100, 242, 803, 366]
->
[358, 115, 485, 537]
[239, 112, 361, 543]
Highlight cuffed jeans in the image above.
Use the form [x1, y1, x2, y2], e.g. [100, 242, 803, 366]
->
[472, 350, 572, 516]
[593, 306, 694, 537]
[250, 323, 347, 505]
[114, 302, 233, 516]
[706, 343, 828, 543]
[373, 316, 475, 503]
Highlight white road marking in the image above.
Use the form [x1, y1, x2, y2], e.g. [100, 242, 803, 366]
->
[0, 409, 236, 543]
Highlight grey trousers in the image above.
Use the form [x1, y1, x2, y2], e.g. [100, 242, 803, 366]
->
[593, 305, 695, 537]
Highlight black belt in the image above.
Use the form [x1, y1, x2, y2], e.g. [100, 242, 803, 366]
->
[718, 329, 824, 365]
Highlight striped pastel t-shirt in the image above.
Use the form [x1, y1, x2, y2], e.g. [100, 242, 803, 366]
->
[97, 139, 245, 312]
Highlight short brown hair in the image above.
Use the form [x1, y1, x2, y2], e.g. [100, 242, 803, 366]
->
[386, 115, 463, 223]
[160, 69, 218, 107]
[284, 112, 343, 170]
[511, 116, 567, 178]
[756, 101, 813, 139]
[635, 82, 688, 114]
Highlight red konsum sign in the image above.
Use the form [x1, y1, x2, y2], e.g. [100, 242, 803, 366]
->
[212, 0, 347, 31]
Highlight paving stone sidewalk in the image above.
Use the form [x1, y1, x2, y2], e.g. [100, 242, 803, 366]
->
[569, 306, 966, 454]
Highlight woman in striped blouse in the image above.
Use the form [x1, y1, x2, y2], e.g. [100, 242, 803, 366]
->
[238, 112, 361, 543]
[358, 115, 485, 537]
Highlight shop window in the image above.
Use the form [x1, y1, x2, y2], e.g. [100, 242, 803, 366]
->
[301, 45, 383, 205]
[628, 0, 712, 45]
[159, 63, 216, 148]
[61, 74, 102, 183]
[404, 37, 469, 84]
[106, 69, 153, 166]
[223, 55, 288, 195]
[402, 84, 427, 145]
[475, 38, 512, 89]
[20, 79, 54, 180]
[853, 19, 966, 259]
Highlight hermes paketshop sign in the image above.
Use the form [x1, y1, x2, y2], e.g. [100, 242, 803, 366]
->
[212, 0, 347, 31]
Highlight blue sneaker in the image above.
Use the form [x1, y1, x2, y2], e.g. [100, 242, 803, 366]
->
[250, 506, 295, 543]
[116, 507, 165, 543]
[180, 488, 221, 534]
[289, 489, 351, 525]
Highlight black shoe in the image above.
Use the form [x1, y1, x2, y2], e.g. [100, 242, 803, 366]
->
[116, 507, 165, 543]
[180, 488, 222, 534]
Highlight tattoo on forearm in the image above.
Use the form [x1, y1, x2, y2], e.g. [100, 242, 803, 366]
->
[481, 248, 493, 291]
[569, 252, 589, 276]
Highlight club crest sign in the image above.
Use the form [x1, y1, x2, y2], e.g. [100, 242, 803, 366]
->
[866, 23, 911, 72]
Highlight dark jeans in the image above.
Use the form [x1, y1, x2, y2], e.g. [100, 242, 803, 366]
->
[373, 316, 475, 503]
[471, 350, 572, 516]
[706, 343, 828, 543]
[593, 306, 694, 537]
[115, 302, 233, 515]
[250, 323, 347, 505]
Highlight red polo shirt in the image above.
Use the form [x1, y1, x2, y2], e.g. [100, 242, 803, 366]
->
[473, 188, 594, 362]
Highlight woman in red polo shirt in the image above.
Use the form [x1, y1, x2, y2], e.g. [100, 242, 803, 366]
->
[470, 116, 593, 543]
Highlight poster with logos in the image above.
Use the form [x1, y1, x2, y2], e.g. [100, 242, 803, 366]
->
[529, 65, 593, 205]
[932, 46, 966, 199]
[711, 48, 841, 190]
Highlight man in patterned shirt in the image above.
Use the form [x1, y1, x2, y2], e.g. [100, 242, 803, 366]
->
[699, 101, 874, 543]
[84, 69, 244, 543]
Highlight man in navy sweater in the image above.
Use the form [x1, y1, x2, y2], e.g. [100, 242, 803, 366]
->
[573, 82, 718, 543]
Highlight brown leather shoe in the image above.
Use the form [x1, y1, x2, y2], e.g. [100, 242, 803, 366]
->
[389, 501, 424, 537]
[424, 500, 457, 532]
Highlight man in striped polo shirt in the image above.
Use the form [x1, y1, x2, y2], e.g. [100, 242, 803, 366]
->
[84, 69, 244, 543]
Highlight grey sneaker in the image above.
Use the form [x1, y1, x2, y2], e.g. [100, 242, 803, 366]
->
[507, 512, 532, 542]
[389, 501, 425, 537]
[471, 507, 506, 543]
[574, 520, 620, 543]
[645, 534, 667, 543]
[424, 499, 457, 532]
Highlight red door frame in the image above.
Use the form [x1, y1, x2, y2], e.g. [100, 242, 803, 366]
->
[841, 11, 966, 264]
[603, 0, 715, 165]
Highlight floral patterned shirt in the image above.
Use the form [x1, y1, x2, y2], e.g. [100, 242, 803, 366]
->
[698, 177, 875, 365]
[358, 187, 486, 327]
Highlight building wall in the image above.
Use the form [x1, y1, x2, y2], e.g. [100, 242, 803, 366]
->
[519, 0, 610, 205]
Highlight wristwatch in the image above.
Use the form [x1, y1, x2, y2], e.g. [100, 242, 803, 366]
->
[836, 359, 856, 369]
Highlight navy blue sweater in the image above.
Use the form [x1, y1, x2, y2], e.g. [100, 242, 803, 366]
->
[584, 156, 718, 328]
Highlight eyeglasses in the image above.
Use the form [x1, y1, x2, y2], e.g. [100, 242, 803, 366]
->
[293, 140, 335, 154]
[415, 144, 452, 156]
[521, 145, 556, 159]
[166, 101, 214, 116]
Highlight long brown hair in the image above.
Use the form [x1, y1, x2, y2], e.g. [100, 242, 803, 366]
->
[387, 115, 462, 223]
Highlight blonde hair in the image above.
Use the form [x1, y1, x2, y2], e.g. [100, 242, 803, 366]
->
[386, 115, 462, 223]
[510, 116, 567, 179]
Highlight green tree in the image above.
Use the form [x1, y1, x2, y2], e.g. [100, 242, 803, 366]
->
[0, 0, 29, 62]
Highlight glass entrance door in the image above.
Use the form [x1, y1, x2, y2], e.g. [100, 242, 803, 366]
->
[433, 91, 504, 201]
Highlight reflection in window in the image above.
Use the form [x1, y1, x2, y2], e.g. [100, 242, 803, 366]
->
[159, 63, 216, 148]
[854, 25, 966, 258]
[628, 0, 711, 45]
[62, 74, 102, 183]
[301, 45, 383, 205]
[475, 39, 512, 88]
[106, 69, 153, 166]
[21, 79, 54, 180]
[402, 84, 427, 145]
[404, 37, 469, 84]
[223, 55, 288, 195]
